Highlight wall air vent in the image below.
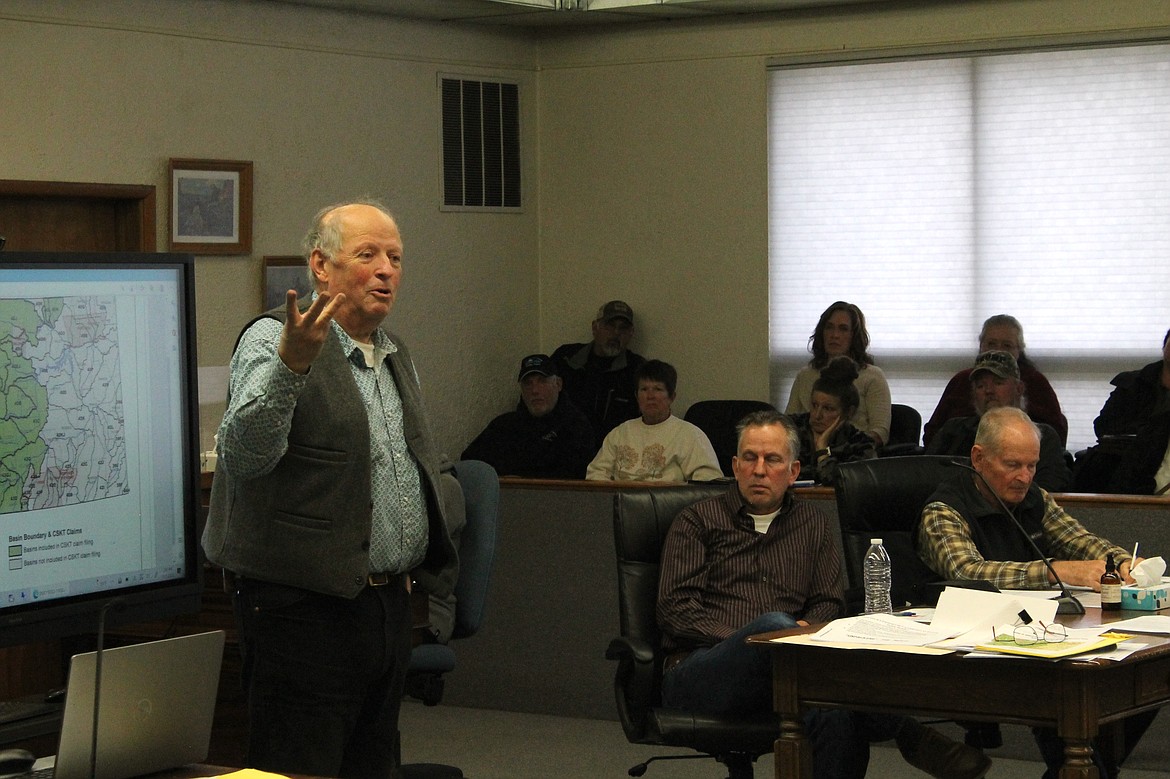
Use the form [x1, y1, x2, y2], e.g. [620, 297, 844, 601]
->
[441, 77, 521, 210]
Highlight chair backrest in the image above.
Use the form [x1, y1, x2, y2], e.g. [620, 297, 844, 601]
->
[612, 483, 730, 655]
[682, 400, 777, 476]
[887, 403, 923, 447]
[833, 456, 951, 609]
[451, 459, 500, 639]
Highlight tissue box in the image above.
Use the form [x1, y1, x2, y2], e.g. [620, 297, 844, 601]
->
[1121, 585, 1170, 611]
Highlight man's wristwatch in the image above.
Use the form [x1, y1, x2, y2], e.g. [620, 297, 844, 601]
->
[815, 446, 831, 458]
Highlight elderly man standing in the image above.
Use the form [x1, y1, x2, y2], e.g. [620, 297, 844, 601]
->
[551, 300, 645, 445]
[917, 405, 1153, 778]
[204, 200, 456, 779]
[926, 350, 1071, 491]
[657, 409, 991, 779]
[461, 353, 595, 479]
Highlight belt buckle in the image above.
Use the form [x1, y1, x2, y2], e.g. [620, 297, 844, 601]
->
[367, 571, 392, 587]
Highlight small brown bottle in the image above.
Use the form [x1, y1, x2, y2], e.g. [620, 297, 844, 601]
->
[1100, 553, 1122, 611]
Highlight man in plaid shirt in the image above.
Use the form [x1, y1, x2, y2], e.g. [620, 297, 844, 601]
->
[916, 405, 1153, 779]
[918, 406, 1134, 589]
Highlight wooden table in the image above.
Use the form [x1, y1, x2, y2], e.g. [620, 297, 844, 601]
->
[747, 610, 1170, 779]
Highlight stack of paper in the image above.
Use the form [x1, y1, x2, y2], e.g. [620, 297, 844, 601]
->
[779, 587, 1134, 660]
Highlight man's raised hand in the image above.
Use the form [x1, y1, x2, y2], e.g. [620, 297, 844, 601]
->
[278, 289, 345, 374]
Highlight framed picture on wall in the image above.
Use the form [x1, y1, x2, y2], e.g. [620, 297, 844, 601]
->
[263, 255, 311, 312]
[168, 158, 253, 254]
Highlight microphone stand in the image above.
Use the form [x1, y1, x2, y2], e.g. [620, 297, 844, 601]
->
[946, 459, 1085, 615]
[91, 598, 123, 779]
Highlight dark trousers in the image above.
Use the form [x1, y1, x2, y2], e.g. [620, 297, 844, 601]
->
[661, 613, 902, 779]
[233, 576, 412, 779]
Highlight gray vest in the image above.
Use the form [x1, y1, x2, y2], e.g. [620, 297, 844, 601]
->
[202, 309, 455, 599]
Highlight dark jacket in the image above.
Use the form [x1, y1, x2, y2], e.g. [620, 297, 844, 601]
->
[550, 342, 645, 445]
[1077, 360, 1170, 494]
[1094, 360, 1168, 438]
[789, 413, 876, 486]
[461, 394, 596, 479]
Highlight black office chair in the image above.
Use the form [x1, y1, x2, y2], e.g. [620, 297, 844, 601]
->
[833, 456, 950, 611]
[880, 403, 924, 457]
[683, 400, 777, 476]
[400, 460, 499, 779]
[607, 484, 777, 779]
[835, 455, 1013, 750]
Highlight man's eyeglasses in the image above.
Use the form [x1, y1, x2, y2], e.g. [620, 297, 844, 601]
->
[991, 619, 1067, 646]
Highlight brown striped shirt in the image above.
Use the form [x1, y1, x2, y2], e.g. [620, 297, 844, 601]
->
[656, 484, 845, 653]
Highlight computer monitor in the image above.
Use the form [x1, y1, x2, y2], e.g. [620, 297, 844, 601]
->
[0, 252, 202, 648]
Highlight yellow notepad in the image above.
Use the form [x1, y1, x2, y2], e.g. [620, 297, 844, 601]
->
[974, 632, 1132, 659]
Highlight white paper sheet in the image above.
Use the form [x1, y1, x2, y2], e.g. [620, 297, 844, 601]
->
[810, 613, 955, 646]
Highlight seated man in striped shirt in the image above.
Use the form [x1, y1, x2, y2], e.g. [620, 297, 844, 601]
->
[656, 409, 990, 779]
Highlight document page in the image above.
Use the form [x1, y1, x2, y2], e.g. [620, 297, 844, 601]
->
[810, 613, 955, 646]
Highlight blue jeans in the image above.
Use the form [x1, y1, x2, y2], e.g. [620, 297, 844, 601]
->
[661, 613, 902, 779]
[234, 577, 413, 779]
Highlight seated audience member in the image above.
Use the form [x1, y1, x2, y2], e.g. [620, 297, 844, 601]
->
[924, 314, 1067, 447]
[789, 356, 876, 485]
[551, 300, 645, 446]
[461, 354, 595, 479]
[586, 359, 721, 483]
[916, 406, 1154, 779]
[659, 410, 991, 779]
[786, 301, 891, 447]
[1077, 328, 1170, 494]
[925, 351, 1071, 492]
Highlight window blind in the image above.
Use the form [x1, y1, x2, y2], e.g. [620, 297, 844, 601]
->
[768, 44, 1170, 453]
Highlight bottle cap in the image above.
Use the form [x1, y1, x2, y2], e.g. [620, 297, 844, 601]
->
[870, 538, 882, 545]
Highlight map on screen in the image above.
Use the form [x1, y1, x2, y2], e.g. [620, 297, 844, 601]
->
[1, 295, 129, 515]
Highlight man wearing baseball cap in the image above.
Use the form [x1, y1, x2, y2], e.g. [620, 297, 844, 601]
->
[926, 351, 1070, 491]
[551, 300, 646, 446]
[461, 354, 596, 479]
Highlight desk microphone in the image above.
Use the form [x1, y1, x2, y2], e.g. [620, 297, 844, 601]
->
[944, 459, 1085, 615]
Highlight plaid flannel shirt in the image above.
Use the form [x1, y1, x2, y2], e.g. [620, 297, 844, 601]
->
[917, 484, 1129, 590]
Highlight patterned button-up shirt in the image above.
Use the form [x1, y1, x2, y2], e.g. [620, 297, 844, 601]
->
[217, 315, 427, 575]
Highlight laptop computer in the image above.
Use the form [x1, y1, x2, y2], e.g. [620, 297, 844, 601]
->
[31, 630, 225, 779]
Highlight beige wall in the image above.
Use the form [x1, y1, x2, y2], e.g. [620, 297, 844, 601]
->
[0, 0, 541, 456]
[3, 0, 1168, 457]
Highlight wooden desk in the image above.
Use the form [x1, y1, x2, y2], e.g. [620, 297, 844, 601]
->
[748, 611, 1170, 779]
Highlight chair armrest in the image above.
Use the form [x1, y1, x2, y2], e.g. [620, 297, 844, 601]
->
[606, 635, 655, 664]
[606, 636, 659, 743]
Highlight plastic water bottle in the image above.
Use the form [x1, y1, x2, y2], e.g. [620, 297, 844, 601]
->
[863, 538, 893, 615]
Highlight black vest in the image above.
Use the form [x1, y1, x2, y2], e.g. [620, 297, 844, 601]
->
[203, 306, 455, 598]
[929, 473, 1052, 564]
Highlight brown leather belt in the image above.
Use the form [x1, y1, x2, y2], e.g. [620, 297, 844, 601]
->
[366, 571, 394, 587]
[662, 650, 692, 673]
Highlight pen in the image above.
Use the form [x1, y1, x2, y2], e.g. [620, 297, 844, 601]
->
[894, 611, 917, 617]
